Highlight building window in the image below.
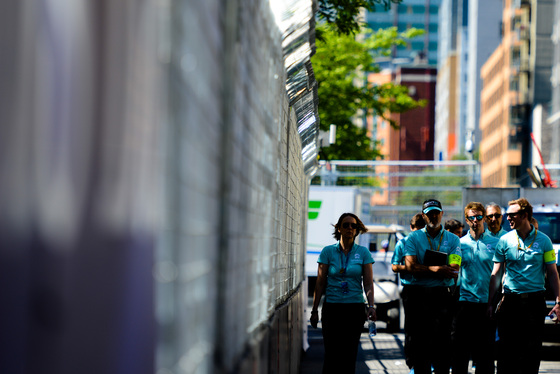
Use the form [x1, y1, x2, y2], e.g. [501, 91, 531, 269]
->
[411, 41, 424, 50]
[398, 5, 409, 13]
[508, 166, 520, 185]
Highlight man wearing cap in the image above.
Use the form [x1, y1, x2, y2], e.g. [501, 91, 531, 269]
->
[485, 203, 507, 238]
[450, 202, 499, 374]
[403, 199, 462, 374]
[487, 198, 560, 374]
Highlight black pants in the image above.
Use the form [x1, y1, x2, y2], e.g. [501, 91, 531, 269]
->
[402, 285, 454, 374]
[321, 302, 366, 374]
[451, 301, 495, 374]
[401, 285, 414, 369]
[496, 292, 546, 374]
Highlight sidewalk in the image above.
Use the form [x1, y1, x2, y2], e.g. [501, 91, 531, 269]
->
[299, 321, 560, 374]
[300, 321, 411, 374]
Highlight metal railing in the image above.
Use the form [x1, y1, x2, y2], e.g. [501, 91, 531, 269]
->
[312, 160, 480, 225]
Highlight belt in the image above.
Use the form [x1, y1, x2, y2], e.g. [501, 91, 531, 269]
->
[407, 285, 452, 294]
[504, 291, 545, 300]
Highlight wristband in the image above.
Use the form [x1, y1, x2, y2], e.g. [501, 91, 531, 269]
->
[368, 305, 374, 309]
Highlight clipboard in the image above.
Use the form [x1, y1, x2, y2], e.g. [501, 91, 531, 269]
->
[423, 249, 448, 266]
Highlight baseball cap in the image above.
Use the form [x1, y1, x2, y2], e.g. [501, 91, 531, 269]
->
[422, 199, 442, 214]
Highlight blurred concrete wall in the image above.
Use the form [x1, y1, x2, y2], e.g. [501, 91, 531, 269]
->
[0, 1, 317, 374]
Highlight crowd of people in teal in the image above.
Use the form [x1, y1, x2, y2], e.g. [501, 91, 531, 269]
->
[310, 198, 560, 374]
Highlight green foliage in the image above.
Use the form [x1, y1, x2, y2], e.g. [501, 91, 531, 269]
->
[312, 25, 426, 161]
[317, 0, 402, 36]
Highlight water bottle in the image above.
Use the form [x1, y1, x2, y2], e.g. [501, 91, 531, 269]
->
[368, 320, 377, 338]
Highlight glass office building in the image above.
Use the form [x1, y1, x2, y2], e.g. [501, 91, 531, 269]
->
[365, 0, 442, 66]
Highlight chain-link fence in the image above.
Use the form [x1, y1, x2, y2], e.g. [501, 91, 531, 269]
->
[311, 160, 480, 226]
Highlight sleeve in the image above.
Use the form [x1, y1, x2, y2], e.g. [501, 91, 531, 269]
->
[403, 232, 418, 257]
[448, 233, 462, 266]
[492, 238, 506, 262]
[542, 234, 556, 264]
[318, 246, 330, 264]
[451, 234, 462, 256]
[362, 246, 374, 264]
[392, 240, 404, 265]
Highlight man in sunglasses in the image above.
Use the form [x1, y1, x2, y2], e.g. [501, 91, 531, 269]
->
[487, 198, 560, 374]
[485, 203, 507, 238]
[403, 199, 462, 374]
[450, 202, 500, 374]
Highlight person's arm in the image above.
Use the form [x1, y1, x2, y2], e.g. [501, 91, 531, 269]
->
[392, 264, 406, 273]
[310, 263, 328, 328]
[487, 262, 504, 318]
[362, 263, 376, 321]
[546, 263, 560, 323]
[404, 255, 459, 278]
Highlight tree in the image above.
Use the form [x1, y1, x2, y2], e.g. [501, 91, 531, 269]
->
[318, 0, 401, 36]
[312, 25, 426, 161]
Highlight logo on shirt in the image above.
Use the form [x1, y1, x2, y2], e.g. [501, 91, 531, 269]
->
[354, 254, 361, 259]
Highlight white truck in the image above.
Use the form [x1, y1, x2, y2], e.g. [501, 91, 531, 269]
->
[306, 185, 406, 332]
[306, 186, 371, 277]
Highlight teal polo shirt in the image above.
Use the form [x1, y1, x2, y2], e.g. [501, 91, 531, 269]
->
[493, 227, 556, 294]
[459, 231, 499, 303]
[403, 227, 462, 287]
[318, 242, 374, 303]
[391, 236, 414, 285]
[485, 227, 508, 239]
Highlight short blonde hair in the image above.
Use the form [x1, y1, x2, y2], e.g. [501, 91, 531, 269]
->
[464, 202, 485, 219]
[508, 198, 533, 220]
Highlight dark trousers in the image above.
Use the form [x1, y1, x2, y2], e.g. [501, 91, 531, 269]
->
[451, 301, 496, 374]
[401, 285, 454, 374]
[321, 302, 365, 374]
[401, 285, 414, 369]
[496, 292, 546, 374]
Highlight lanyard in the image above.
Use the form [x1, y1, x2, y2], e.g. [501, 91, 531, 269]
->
[516, 228, 537, 251]
[339, 244, 351, 275]
[425, 230, 444, 252]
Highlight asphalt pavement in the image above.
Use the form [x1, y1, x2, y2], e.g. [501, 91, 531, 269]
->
[300, 320, 412, 374]
[300, 319, 560, 374]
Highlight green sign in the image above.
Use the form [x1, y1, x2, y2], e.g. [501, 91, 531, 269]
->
[308, 200, 322, 220]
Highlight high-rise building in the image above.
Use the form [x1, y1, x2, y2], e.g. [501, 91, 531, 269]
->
[367, 65, 437, 205]
[465, 0, 502, 152]
[544, 0, 560, 168]
[434, 53, 458, 160]
[479, 0, 555, 186]
[366, 0, 442, 66]
[435, 0, 501, 162]
[435, 0, 460, 160]
[389, 66, 438, 161]
[456, 0, 470, 156]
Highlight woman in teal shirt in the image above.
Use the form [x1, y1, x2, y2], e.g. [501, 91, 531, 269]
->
[310, 213, 376, 374]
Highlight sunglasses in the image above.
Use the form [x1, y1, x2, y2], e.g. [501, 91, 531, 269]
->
[467, 215, 484, 221]
[342, 222, 358, 229]
[486, 213, 502, 219]
[506, 212, 522, 218]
